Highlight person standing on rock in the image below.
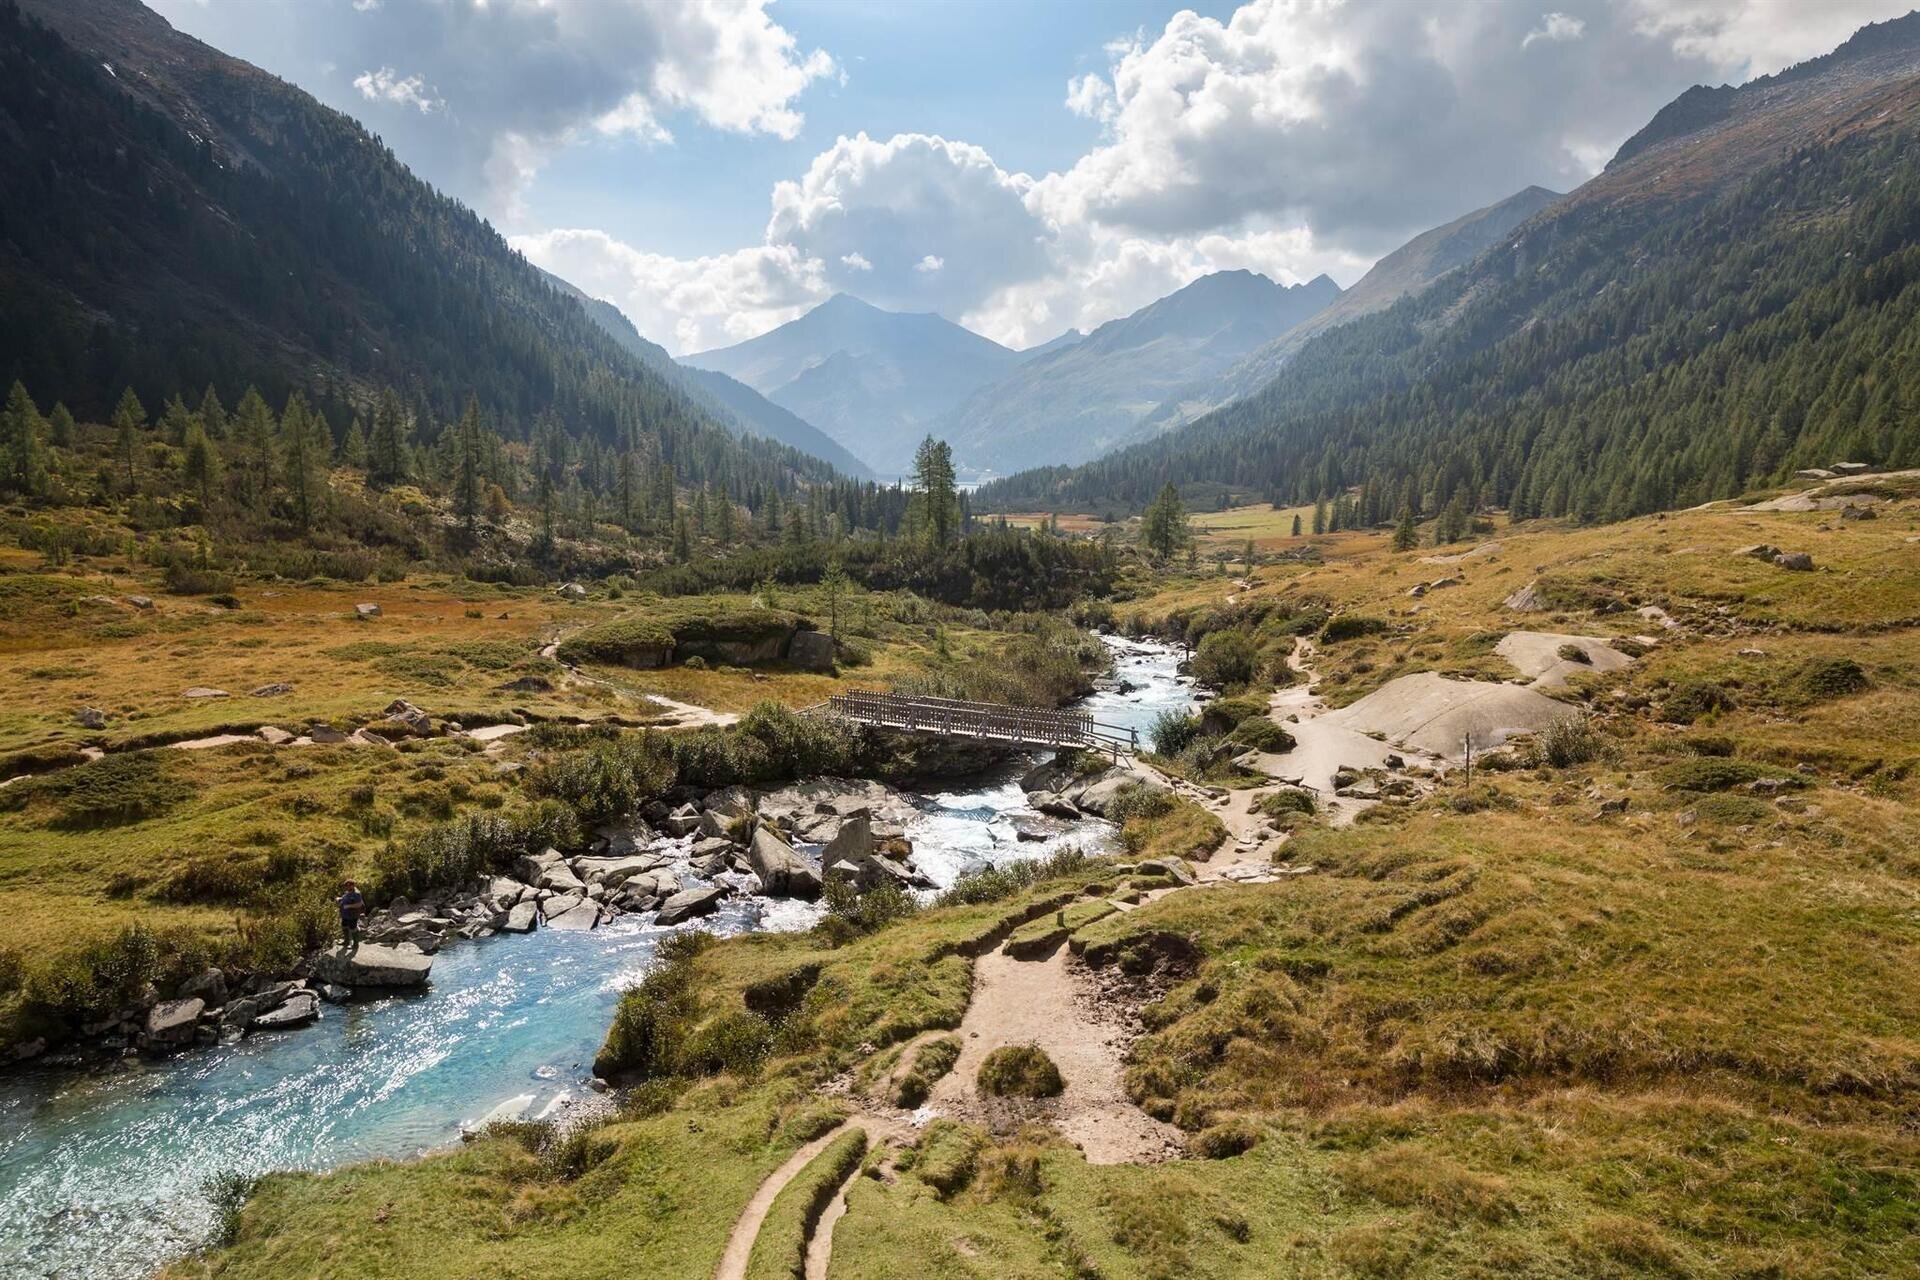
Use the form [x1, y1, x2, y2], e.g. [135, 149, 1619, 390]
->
[337, 879, 366, 951]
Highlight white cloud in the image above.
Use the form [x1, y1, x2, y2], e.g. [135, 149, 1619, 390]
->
[1064, 72, 1116, 125]
[353, 67, 441, 114]
[1523, 13, 1587, 47]
[518, 0, 1917, 355]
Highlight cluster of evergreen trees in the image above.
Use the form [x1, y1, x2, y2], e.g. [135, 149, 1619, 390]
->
[978, 109, 1920, 527]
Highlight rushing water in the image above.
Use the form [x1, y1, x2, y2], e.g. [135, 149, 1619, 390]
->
[0, 637, 1191, 1280]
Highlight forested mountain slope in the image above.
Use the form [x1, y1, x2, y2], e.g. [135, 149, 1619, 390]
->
[941, 270, 1339, 474]
[0, 0, 834, 494]
[978, 13, 1920, 522]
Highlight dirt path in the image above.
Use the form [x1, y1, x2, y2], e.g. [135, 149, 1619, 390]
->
[713, 1115, 895, 1280]
[928, 938, 1183, 1164]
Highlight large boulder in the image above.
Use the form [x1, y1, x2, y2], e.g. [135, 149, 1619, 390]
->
[178, 968, 228, 1006]
[661, 804, 702, 837]
[537, 863, 588, 895]
[1072, 774, 1142, 817]
[75, 707, 108, 730]
[787, 629, 837, 672]
[355, 602, 381, 619]
[145, 997, 204, 1045]
[703, 787, 756, 821]
[310, 943, 432, 988]
[1502, 581, 1545, 613]
[593, 818, 657, 857]
[384, 699, 433, 735]
[655, 885, 728, 925]
[502, 901, 539, 933]
[1773, 551, 1815, 571]
[748, 825, 822, 899]
[544, 900, 601, 931]
[251, 990, 320, 1031]
[515, 848, 565, 884]
[573, 854, 663, 887]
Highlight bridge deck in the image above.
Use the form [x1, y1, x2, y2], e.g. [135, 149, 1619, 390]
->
[813, 690, 1136, 755]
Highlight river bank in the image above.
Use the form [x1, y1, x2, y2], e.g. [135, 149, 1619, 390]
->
[0, 637, 1194, 1280]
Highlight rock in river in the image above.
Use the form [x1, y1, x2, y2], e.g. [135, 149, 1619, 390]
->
[144, 998, 204, 1045]
[748, 825, 822, 899]
[251, 990, 320, 1030]
[655, 885, 728, 925]
[310, 943, 432, 988]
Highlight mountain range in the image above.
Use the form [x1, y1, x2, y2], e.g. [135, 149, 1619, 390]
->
[941, 270, 1342, 474]
[686, 294, 1021, 475]
[978, 10, 1920, 521]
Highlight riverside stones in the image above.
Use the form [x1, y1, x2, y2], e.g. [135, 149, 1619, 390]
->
[502, 901, 539, 933]
[748, 825, 822, 899]
[544, 900, 601, 931]
[251, 990, 320, 1030]
[144, 998, 204, 1045]
[257, 725, 295, 745]
[310, 943, 432, 988]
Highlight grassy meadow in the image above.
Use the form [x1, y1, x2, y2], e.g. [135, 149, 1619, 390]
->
[178, 486, 1920, 1278]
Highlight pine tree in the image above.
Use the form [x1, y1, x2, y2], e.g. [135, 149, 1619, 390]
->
[1140, 483, 1189, 560]
[1290, 513, 1303, 537]
[714, 482, 735, 542]
[673, 514, 693, 562]
[182, 420, 222, 508]
[368, 389, 408, 486]
[280, 391, 324, 530]
[111, 387, 146, 491]
[47, 403, 75, 449]
[231, 387, 276, 511]
[909, 436, 959, 546]
[2, 382, 50, 497]
[197, 386, 228, 439]
[1392, 506, 1418, 552]
[342, 417, 369, 468]
[1243, 538, 1257, 572]
[1311, 496, 1328, 536]
[821, 558, 849, 638]
[453, 396, 482, 536]
[160, 395, 195, 446]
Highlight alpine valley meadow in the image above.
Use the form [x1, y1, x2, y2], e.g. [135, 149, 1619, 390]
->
[1, 2, 1918, 1280]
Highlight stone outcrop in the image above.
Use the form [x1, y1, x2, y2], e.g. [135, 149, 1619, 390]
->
[310, 943, 432, 988]
[144, 998, 204, 1045]
[787, 629, 836, 672]
[251, 990, 320, 1030]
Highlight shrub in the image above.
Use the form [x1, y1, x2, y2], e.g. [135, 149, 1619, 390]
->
[525, 732, 676, 825]
[1190, 630, 1257, 687]
[937, 847, 1090, 908]
[554, 617, 674, 666]
[1149, 710, 1203, 756]
[1189, 1119, 1261, 1159]
[1655, 757, 1784, 793]
[1197, 696, 1267, 735]
[595, 931, 714, 1079]
[1786, 657, 1869, 704]
[368, 802, 577, 902]
[1256, 788, 1317, 817]
[977, 1044, 1065, 1098]
[1661, 680, 1735, 724]
[1105, 782, 1177, 823]
[817, 877, 920, 945]
[670, 702, 867, 789]
[163, 564, 235, 596]
[1531, 717, 1603, 768]
[1229, 717, 1296, 753]
[1556, 642, 1592, 664]
[1321, 614, 1388, 643]
[909, 1120, 984, 1196]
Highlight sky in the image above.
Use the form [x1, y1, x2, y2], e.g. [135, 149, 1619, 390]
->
[153, 0, 1918, 355]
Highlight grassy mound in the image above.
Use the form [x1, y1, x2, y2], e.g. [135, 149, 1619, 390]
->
[977, 1044, 1065, 1098]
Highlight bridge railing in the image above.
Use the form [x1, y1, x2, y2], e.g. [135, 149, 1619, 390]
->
[812, 690, 1138, 756]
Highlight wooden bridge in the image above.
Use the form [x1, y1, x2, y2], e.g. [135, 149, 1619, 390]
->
[812, 690, 1138, 757]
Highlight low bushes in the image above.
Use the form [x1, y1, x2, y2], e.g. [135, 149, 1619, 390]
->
[368, 802, 577, 903]
[595, 931, 773, 1080]
[3, 752, 191, 829]
[1149, 710, 1203, 756]
[525, 733, 676, 825]
[1654, 757, 1794, 793]
[553, 617, 673, 666]
[977, 1044, 1064, 1097]
[935, 847, 1091, 908]
[1228, 717, 1295, 753]
[1660, 680, 1736, 724]
[907, 1119, 984, 1196]
[1785, 656, 1869, 704]
[1256, 788, 1317, 818]
[1190, 630, 1257, 688]
[1321, 614, 1388, 643]
[670, 701, 868, 789]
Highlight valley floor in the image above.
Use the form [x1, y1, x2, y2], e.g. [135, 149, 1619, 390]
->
[155, 478, 1920, 1279]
